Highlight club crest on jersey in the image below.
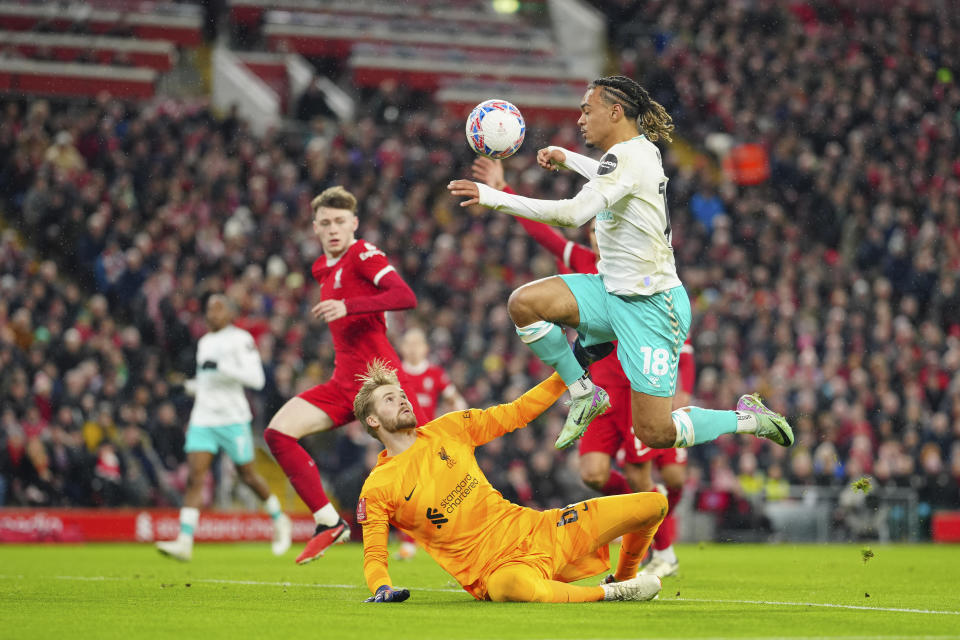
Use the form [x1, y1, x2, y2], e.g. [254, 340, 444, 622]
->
[333, 268, 343, 289]
[438, 447, 456, 468]
[356, 497, 367, 523]
[597, 153, 618, 175]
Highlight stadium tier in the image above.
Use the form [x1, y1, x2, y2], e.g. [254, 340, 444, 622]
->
[0, 59, 157, 98]
[0, 1, 203, 47]
[0, 31, 176, 71]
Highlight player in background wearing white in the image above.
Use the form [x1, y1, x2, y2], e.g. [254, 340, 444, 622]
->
[393, 327, 467, 560]
[448, 76, 793, 467]
[157, 294, 291, 561]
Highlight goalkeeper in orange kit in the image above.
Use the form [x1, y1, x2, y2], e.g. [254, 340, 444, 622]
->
[354, 360, 668, 603]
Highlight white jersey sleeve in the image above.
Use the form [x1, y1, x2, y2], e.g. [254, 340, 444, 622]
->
[549, 146, 600, 179]
[217, 330, 266, 390]
[188, 326, 264, 427]
[475, 181, 604, 228]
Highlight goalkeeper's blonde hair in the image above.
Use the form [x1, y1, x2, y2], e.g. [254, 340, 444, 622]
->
[353, 359, 401, 440]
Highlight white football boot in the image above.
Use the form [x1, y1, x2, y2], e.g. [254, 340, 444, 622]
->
[271, 514, 292, 556]
[156, 536, 193, 562]
[640, 555, 679, 578]
[602, 574, 662, 601]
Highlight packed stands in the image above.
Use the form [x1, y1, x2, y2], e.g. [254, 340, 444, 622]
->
[1, 0, 958, 542]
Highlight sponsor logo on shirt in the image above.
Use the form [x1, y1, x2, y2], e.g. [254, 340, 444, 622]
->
[439, 473, 480, 515]
[359, 242, 385, 261]
[597, 153, 618, 175]
[356, 497, 367, 523]
[425, 507, 448, 529]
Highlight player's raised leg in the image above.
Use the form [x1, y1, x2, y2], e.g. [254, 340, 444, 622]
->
[609, 285, 793, 450]
[632, 390, 794, 449]
[157, 451, 213, 561]
[508, 276, 610, 449]
[264, 397, 349, 564]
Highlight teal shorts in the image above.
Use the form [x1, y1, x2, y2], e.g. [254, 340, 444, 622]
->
[560, 274, 691, 397]
[185, 422, 255, 465]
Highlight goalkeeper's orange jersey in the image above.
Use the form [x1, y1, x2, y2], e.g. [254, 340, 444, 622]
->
[358, 374, 566, 599]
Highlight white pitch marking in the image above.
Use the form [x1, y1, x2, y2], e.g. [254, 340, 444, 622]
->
[675, 597, 960, 616]
[3, 575, 959, 615]
[0, 574, 465, 595]
[571, 637, 960, 640]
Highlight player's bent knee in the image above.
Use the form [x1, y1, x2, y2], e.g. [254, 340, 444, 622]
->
[580, 468, 609, 491]
[267, 398, 331, 439]
[506, 287, 535, 324]
[579, 453, 611, 490]
[632, 417, 675, 449]
[631, 491, 669, 526]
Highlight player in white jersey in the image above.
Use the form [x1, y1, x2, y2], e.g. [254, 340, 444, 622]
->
[449, 75, 794, 459]
[157, 294, 292, 561]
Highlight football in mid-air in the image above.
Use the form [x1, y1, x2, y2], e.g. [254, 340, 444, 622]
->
[465, 99, 525, 159]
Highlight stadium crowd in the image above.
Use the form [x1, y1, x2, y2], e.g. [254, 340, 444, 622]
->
[1, 0, 958, 537]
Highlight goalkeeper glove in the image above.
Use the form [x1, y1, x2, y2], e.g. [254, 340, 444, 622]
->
[364, 585, 410, 603]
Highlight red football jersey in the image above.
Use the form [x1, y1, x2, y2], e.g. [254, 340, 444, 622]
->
[401, 361, 454, 421]
[311, 239, 405, 382]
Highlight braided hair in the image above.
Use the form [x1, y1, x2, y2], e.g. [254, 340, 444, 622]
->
[588, 76, 674, 143]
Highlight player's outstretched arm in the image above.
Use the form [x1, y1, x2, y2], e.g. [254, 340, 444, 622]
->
[360, 496, 395, 596]
[536, 146, 566, 171]
[471, 157, 597, 272]
[464, 373, 566, 446]
[542, 146, 601, 179]
[448, 178, 605, 228]
[471, 156, 505, 190]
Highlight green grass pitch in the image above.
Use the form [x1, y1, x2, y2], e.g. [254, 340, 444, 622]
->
[1, 542, 958, 639]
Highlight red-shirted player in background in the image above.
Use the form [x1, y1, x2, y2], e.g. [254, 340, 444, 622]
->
[264, 186, 427, 565]
[399, 327, 467, 422]
[473, 158, 691, 578]
[393, 326, 467, 560]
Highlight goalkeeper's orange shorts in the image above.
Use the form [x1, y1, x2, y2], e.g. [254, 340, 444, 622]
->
[465, 498, 611, 600]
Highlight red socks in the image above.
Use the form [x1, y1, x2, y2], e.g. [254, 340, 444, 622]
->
[264, 429, 329, 512]
[600, 469, 632, 495]
[653, 485, 682, 550]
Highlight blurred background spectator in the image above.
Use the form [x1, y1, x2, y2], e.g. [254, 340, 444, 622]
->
[0, 0, 958, 542]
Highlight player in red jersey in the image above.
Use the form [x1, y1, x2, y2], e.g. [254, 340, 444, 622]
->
[399, 327, 467, 422]
[473, 157, 690, 578]
[393, 326, 468, 560]
[264, 186, 427, 565]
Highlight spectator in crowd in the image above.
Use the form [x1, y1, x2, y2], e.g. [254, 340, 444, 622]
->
[0, 0, 958, 542]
